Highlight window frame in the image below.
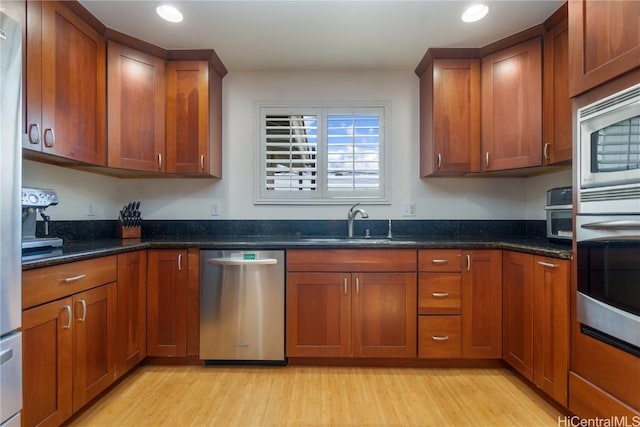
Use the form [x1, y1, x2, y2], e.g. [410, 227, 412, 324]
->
[254, 100, 391, 205]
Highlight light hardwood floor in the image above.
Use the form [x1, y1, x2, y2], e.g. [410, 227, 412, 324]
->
[69, 365, 561, 427]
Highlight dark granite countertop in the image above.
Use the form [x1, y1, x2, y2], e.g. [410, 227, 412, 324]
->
[22, 235, 572, 270]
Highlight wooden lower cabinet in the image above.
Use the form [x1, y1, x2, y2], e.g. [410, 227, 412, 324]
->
[461, 250, 502, 358]
[503, 251, 570, 405]
[22, 283, 117, 427]
[286, 249, 417, 359]
[147, 248, 200, 357]
[22, 298, 73, 427]
[286, 272, 416, 358]
[116, 251, 147, 377]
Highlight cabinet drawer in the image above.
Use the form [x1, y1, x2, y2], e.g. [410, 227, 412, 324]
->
[418, 273, 461, 315]
[418, 250, 461, 272]
[418, 316, 461, 359]
[23, 256, 117, 309]
[287, 249, 416, 272]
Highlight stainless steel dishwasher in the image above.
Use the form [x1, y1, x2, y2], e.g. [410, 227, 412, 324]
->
[200, 250, 285, 364]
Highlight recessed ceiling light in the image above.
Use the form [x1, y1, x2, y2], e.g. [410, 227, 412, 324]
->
[462, 4, 489, 23]
[156, 5, 183, 23]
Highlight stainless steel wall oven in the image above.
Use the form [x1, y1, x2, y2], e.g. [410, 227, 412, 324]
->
[576, 82, 640, 358]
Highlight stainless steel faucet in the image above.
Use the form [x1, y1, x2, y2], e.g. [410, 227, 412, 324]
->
[347, 203, 369, 238]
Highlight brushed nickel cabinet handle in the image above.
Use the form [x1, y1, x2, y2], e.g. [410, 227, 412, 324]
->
[432, 336, 449, 341]
[157, 153, 162, 169]
[200, 154, 205, 171]
[343, 277, 348, 295]
[43, 128, 55, 147]
[77, 300, 87, 322]
[466, 254, 471, 272]
[62, 305, 72, 329]
[432, 292, 449, 298]
[537, 261, 557, 268]
[485, 152, 490, 168]
[28, 123, 40, 144]
[543, 143, 550, 160]
[355, 277, 360, 295]
[431, 259, 448, 265]
[63, 274, 87, 283]
[178, 253, 183, 271]
[437, 153, 442, 169]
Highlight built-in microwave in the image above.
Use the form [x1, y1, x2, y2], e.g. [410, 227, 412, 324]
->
[577, 83, 640, 215]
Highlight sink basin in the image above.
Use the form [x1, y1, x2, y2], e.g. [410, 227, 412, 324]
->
[302, 237, 393, 244]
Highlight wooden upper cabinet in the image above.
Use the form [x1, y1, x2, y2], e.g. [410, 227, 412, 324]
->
[166, 61, 222, 177]
[418, 58, 481, 176]
[24, 1, 106, 165]
[543, 6, 572, 165]
[481, 38, 542, 171]
[568, 0, 640, 97]
[107, 41, 166, 172]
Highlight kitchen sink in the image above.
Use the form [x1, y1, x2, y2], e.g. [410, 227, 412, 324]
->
[301, 237, 399, 244]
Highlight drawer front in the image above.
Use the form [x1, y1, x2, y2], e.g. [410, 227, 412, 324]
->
[286, 249, 416, 272]
[418, 250, 461, 272]
[418, 273, 461, 315]
[418, 316, 461, 359]
[23, 256, 117, 309]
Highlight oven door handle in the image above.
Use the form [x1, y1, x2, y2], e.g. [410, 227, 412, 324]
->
[581, 220, 640, 230]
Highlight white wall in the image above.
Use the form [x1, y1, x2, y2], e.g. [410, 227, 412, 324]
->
[22, 70, 571, 222]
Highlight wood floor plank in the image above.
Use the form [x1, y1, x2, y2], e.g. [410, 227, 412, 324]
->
[69, 365, 561, 426]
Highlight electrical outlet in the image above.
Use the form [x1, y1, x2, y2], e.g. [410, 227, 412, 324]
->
[87, 203, 95, 217]
[210, 202, 220, 216]
[402, 201, 416, 217]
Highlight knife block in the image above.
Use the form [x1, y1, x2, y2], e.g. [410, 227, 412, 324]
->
[117, 222, 141, 239]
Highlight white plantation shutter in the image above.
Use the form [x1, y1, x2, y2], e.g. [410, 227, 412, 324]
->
[256, 103, 389, 204]
[264, 115, 318, 191]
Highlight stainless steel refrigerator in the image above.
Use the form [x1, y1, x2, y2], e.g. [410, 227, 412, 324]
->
[0, 11, 23, 427]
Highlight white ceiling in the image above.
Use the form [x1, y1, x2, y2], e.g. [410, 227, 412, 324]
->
[79, 0, 564, 72]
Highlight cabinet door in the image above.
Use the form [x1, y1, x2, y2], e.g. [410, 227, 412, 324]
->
[286, 272, 351, 357]
[533, 256, 569, 406]
[72, 283, 117, 411]
[352, 273, 417, 358]
[22, 298, 73, 427]
[147, 250, 188, 356]
[502, 251, 534, 380]
[420, 59, 480, 176]
[568, 0, 640, 96]
[116, 251, 147, 377]
[461, 250, 502, 358]
[186, 248, 200, 356]
[107, 41, 166, 172]
[166, 61, 210, 175]
[25, 1, 106, 164]
[481, 38, 542, 171]
[543, 11, 572, 165]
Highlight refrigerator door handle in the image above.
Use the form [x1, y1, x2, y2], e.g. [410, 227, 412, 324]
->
[0, 348, 13, 365]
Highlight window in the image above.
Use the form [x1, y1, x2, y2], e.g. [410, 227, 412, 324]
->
[256, 102, 389, 204]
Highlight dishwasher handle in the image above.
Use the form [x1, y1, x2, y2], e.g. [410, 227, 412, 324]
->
[206, 258, 278, 266]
